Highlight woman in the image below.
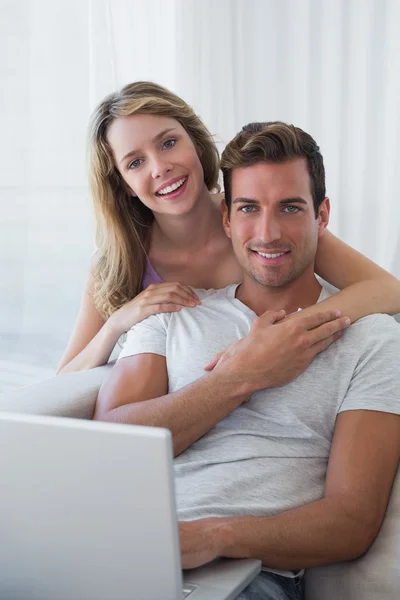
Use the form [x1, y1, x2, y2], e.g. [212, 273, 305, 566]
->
[58, 81, 400, 374]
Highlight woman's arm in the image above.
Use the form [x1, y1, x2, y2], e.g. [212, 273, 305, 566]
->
[315, 230, 396, 288]
[57, 272, 201, 374]
[57, 273, 120, 374]
[297, 230, 400, 323]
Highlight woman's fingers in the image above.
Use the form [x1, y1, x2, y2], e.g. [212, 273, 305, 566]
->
[142, 292, 197, 307]
[142, 303, 184, 319]
[151, 281, 199, 300]
[141, 283, 200, 307]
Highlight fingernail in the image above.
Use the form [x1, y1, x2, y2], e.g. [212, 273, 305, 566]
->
[344, 317, 351, 326]
[335, 310, 341, 317]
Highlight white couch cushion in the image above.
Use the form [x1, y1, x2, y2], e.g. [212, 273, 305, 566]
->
[305, 466, 400, 599]
[0, 364, 112, 420]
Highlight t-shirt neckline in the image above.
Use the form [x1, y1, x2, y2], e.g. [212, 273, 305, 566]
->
[225, 282, 329, 318]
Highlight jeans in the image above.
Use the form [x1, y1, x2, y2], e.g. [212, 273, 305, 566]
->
[237, 571, 305, 600]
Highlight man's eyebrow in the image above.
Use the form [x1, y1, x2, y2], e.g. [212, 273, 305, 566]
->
[119, 128, 177, 164]
[232, 197, 259, 205]
[231, 196, 309, 206]
[279, 197, 308, 205]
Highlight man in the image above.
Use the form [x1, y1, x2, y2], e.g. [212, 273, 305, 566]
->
[94, 122, 400, 600]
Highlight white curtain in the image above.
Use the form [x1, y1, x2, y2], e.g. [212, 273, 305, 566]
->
[1, 0, 399, 391]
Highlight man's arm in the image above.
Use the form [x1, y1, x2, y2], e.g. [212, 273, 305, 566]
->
[94, 310, 349, 456]
[179, 410, 400, 569]
[94, 353, 249, 456]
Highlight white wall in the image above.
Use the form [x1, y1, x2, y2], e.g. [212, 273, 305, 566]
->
[1, 0, 399, 390]
[0, 1, 94, 354]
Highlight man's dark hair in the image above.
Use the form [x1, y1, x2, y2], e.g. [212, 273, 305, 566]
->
[221, 121, 326, 217]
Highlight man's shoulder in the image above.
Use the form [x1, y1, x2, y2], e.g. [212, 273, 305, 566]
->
[136, 285, 237, 332]
[342, 313, 400, 363]
[349, 313, 400, 335]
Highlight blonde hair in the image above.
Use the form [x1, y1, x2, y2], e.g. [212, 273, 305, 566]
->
[88, 81, 220, 318]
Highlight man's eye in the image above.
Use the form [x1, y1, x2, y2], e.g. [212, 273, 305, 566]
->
[239, 205, 256, 213]
[128, 158, 143, 170]
[284, 206, 300, 213]
[163, 139, 176, 149]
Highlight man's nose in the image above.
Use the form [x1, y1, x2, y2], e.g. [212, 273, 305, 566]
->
[256, 213, 282, 243]
[151, 155, 173, 179]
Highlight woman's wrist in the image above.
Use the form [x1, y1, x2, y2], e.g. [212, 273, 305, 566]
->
[103, 315, 126, 343]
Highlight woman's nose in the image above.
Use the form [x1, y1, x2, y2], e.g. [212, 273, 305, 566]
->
[151, 156, 173, 179]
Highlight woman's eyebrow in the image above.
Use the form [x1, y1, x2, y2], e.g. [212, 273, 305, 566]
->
[119, 128, 177, 164]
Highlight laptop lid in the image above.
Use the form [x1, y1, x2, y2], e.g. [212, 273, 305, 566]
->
[0, 412, 183, 600]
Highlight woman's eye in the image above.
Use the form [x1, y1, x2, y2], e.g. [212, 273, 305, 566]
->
[128, 158, 143, 170]
[284, 205, 300, 213]
[239, 205, 256, 213]
[163, 139, 176, 150]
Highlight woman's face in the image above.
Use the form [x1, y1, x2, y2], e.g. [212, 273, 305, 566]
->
[107, 113, 207, 216]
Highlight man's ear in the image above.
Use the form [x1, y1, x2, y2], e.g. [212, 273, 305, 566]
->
[221, 200, 232, 239]
[317, 197, 330, 238]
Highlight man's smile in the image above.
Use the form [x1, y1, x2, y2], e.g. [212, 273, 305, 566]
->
[250, 249, 291, 266]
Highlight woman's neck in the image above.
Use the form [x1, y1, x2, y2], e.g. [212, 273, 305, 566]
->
[150, 186, 224, 253]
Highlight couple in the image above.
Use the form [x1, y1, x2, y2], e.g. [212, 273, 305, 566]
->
[85, 90, 400, 600]
[58, 81, 400, 378]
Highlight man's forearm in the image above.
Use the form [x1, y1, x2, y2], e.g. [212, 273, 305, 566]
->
[100, 369, 249, 456]
[216, 496, 379, 570]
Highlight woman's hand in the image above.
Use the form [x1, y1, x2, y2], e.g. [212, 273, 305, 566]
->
[107, 282, 200, 336]
[204, 309, 351, 393]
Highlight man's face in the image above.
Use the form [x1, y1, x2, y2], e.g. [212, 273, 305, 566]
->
[222, 159, 329, 289]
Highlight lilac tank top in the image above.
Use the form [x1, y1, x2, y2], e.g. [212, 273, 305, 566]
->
[142, 258, 164, 289]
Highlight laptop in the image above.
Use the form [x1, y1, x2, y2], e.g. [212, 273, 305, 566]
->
[0, 412, 261, 600]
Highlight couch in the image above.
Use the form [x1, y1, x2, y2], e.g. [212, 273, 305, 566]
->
[1, 364, 399, 599]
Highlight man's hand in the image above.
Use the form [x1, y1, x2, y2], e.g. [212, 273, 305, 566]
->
[179, 518, 233, 570]
[204, 309, 351, 394]
[204, 309, 286, 372]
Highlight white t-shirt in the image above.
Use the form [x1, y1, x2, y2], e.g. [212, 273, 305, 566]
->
[119, 283, 400, 535]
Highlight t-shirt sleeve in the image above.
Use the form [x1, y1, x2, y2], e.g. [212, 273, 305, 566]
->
[338, 315, 400, 416]
[117, 314, 167, 360]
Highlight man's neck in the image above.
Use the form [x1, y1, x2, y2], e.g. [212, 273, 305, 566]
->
[236, 269, 322, 316]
